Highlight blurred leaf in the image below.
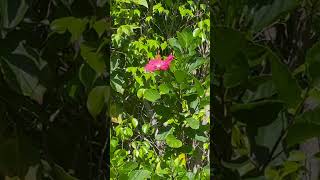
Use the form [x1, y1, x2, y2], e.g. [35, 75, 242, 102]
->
[79, 63, 98, 89]
[53, 164, 79, 180]
[51, 17, 87, 41]
[0, 137, 39, 177]
[87, 86, 108, 118]
[306, 42, 320, 89]
[93, 19, 107, 37]
[0, 56, 46, 104]
[231, 100, 284, 127]
[80, 44, 106, 74]
[269, 51, 301, 108]
[213, 27, 246, 67]
[286, 122, 320, 147]
[252, 0, 299, 32]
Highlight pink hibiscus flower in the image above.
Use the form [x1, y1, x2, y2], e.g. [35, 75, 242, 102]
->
[145, 54, 174, 72]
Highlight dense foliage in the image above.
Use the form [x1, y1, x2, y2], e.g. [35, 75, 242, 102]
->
[213, 0, 320, 179]
[110, 0, 210, 179]
[0, 0, 109, 179]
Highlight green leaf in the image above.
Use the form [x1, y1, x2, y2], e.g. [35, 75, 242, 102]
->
[93, 19, 107, 37]
[168, 38, 182, 53]
[174, 70, 187, 83]
[143, 89, 161, 102]
[79, 63, 97, 89]
[213, 27, 247, 67]
[255, 112, 285, 159]
[242, 80, 276, 103]
[124, 127, 133, 137]
[231, 100, 284, 127]
[51, 17, 74, 33]
[186, 117, 199, 129]
[131, 118, 138, 128]
[269, 51, 301, 108]
[132, 0, 148, 8]
[159, 84, 170, 94]
[51, 17, 87, 41]
[223, 53, 249, 88]
[128, 170, 151, 180]
[287, 151, 306, 162]
[0, 0, 29, 29]
[142, 124, 150, 134]
[195, 134, 208, 142]
[80, 44, 106, 74]
[53, 164, 79, 180]
[110, 138, 118, 153]
[222, 160, 256, 177]
[119, 162, 138, 174]
[287, 107, 320, 146]
[295, 106, 320, 125]
[286, 123, 320, 147]
[68, 18, 87, 41]
[188, 57, 207, 73]
[280, 161, 300, 178]
[111, 74, 125, 94]
[155, 128, 173, 141]
[137, 89, 145, 98]
[87, 86, 108, 118]
[252, 0, 299, 32]
[265, 167, 280, 180]
[165, 134, 182, 148]
[0, 56, 46, 104]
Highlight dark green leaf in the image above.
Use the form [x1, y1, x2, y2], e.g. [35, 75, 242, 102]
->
[252, 0, 299, 32]
[79, 63, 98, 89]
[213, 27, 247, 67]
[80, 44, 106, 74]
[286, 123, 320, 147]
[269, 51, 301, 108]
[87, 86, 108, 118]
[231, 100, 284, 127]
[306, 42, 320, 89]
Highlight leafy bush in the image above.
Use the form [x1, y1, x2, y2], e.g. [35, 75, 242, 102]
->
[213, 0, 320, 179]
[0, 0, 108, 179]
[110, 0, 210, 179]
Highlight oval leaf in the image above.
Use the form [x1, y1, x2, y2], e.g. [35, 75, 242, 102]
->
[143, 89, 161, 102]
[165, 134, 182, 148]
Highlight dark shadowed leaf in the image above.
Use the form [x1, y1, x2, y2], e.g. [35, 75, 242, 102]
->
[87, 86, 108, 118]
[269, 51, 301, 108]
[252, 0, 299, 32]
[231, 100, 284, 127]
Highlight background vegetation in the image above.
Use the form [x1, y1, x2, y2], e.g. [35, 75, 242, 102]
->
[110, 0, 210, 179]
[0, 0, 109, 179]
[213, 0, 320, 179]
